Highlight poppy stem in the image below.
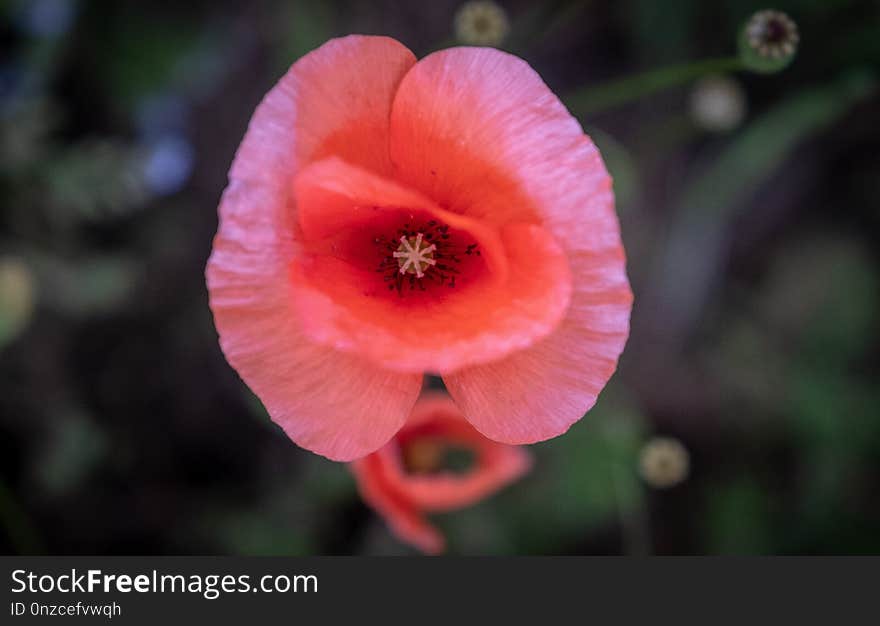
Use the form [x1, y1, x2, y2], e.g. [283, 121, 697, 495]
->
[610, 461, 651, 556]
[565, 56, 745, 116]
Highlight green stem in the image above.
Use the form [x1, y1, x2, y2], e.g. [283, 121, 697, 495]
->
[566, 56, 745, 116]
[610, 459, 651, 556]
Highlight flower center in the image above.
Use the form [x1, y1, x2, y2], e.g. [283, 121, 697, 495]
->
[402, 436, 476, 475]
[393, 233, 436, 278]
[375, 219, 480, 296]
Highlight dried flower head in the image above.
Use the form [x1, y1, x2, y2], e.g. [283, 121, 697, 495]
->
[689, 75, 747, 132]
[739, 10, 799, 73]
[454, 1, 510, 47]
[639, 437, 690, 489]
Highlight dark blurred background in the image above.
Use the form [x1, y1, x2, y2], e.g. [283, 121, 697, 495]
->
[1, 0, 878, 555]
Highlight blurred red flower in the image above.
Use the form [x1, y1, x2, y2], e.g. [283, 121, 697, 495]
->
[350, 393, 531, 554]
[206, 36, 632, 461]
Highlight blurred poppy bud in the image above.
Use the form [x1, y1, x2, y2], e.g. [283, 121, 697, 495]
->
[689, 75, 747, 132]
[739, 9, 799, 74]
[454, 1, 510, 47]
[639, 437, 690, 489]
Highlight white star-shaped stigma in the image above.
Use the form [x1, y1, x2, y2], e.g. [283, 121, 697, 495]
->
[393, 233, 437, 278]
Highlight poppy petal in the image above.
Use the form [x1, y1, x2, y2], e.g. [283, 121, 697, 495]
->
[351, 454, 445, 554]
[388, 47, 631, 441]
[207, 36, 423, 460]
[207, 182, 422, 461]
[231, 34, 417, 185]
[443, 255, 632, 443]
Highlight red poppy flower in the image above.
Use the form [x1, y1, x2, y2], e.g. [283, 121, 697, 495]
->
[350, 392, 531, 554]
[206, 35, 632, 461]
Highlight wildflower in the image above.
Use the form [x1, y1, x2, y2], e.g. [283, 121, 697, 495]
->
[739, 10, 799, 73]
[454, 1, 510, 47]
[639, 437, 690, 488]
[350, 393, 531, 554]
[689, 75, 746, 132]
[206, 36, 632, 460]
